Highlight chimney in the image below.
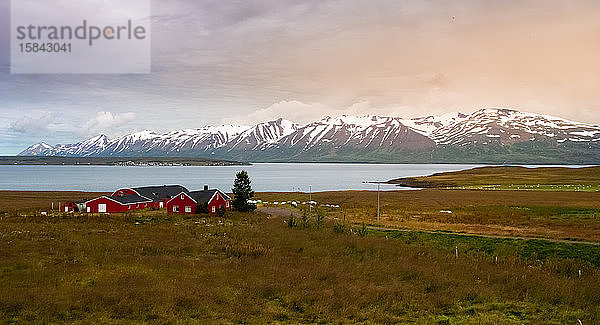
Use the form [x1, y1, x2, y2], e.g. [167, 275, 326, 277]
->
[204, 185, 209, 191]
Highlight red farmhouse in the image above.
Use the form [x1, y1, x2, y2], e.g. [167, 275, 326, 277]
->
[84, 194, 154, 213]
[85, 185, 189, 213]
[166, 187, 231, 214]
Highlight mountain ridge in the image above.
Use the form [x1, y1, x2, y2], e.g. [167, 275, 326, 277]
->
[19, 108, 600, 163]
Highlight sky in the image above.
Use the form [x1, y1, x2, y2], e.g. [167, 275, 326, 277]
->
[1, 0, 600, 154]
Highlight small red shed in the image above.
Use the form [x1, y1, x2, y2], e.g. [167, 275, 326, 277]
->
[63, 201, 78, 212]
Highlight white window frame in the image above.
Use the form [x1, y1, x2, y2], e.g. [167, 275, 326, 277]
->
[98, 204, 107, 213]
[211, 206, 216, 213]
[185, 206, 192, 213]
[173, 205, 179, 213]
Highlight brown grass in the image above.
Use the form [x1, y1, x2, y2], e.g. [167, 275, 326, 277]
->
[387, 166, 600, 190]
[1, 190, 600, 322]
[256, 189, 600, 242]
[0, 191, 108, 214]
[1, 210, 599, 323]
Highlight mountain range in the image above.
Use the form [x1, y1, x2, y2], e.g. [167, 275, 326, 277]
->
[19, 108, 600, 164]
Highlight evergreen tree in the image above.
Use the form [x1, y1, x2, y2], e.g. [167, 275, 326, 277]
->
[232, 170, 256, 212]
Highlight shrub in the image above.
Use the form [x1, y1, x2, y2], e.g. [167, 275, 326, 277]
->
[300, 211, 310, 228]
[356, 223, 368, 237]
[333, 222, 346, 234]
[316, 210, 325, 226]
[287, 215, 298, 228]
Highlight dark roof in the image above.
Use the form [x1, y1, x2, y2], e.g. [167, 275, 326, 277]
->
[109, 194, 153, 205]
[133, 185, 189, 202]
[187, 189, 231, 204]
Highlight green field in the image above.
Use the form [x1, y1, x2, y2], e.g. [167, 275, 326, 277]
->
[368, 228, 600, 267]
[387, 166, 600, 191]
[454, 184, 600, 192]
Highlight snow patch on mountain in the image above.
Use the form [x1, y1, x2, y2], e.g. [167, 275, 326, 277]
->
[17, 108, 600, 158]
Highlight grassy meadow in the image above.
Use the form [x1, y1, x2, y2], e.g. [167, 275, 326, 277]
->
[0, 191, 108, 214]
[387, 166, 600, 191]
[1, 188, 600, 323]
[256, 189, 600, 242]
[1, 209, 600, 323]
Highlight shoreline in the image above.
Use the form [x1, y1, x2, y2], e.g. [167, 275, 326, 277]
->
[0, 156, 248, 166]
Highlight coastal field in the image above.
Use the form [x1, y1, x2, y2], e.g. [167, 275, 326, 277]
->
[1, 187, 600, 323]
[256, 189, 600, 242]
[1, 206, 599, 323]
[0, 191, 108, 214]
[387, 166, 600, 191]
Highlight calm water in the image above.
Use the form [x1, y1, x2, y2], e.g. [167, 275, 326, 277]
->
[0, 163, 587, 192]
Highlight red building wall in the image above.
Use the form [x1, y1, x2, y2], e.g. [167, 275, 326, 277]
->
[64, 202, 78, 212]
[166, 193, 197, 214]
[86, 197, 130, 213]
[208, 192, 231, 214]
[166, 192, 231, 215]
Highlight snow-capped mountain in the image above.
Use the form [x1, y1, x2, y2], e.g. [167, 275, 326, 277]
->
[20, 142, 54, 156]
[401, 112, 469, 137]
[226, 118, 299, 151]
[18, 108, 600, 163]
[275, 115, 434, 151]
[429, 108, 600, 146]
[21, 125, 249, 157]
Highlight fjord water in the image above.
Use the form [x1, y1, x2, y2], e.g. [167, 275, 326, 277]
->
[1, 163, 590, 192]
[0, 163, 489, 192]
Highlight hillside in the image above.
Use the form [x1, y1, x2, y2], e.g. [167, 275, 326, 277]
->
[387, 166, 600, 191]
[18, 108, 600, 163]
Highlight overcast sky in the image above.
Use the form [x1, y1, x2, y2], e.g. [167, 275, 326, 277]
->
[1, 0, 600, 154]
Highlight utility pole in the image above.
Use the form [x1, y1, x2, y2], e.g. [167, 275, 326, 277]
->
[362, 180, 382, 222]
[309, 185, 312, 214]
[377, 182, 380, 222]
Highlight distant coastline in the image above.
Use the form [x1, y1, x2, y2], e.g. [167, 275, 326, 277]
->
[0, 156, 248, 166]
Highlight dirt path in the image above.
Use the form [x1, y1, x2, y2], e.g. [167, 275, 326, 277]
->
[258, 206, 600, 246]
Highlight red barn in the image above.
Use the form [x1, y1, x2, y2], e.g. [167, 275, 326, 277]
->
[166, 188, 231, 214]
[85, 194, 154, 213]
